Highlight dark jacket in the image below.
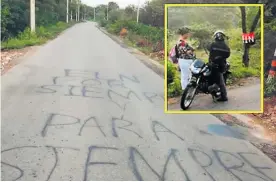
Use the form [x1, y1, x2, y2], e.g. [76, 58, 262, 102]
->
[207, 40, 230, 72]
[207, 40, 230, 63]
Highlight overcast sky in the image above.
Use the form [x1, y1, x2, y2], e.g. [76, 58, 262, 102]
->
[81, 0, 147, 8]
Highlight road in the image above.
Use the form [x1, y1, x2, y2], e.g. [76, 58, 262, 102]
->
[168, 83, 261, 111]
[1, 22, 276, 181]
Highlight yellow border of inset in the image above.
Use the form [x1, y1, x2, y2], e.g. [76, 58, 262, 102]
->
[164, 4, 264, 114]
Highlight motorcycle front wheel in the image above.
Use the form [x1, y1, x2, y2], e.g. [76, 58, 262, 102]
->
[180, 84, 197, 110]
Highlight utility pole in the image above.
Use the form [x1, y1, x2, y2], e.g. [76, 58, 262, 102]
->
[94, 7, 96, 21]
[136, 0, 140, 23]
[66, 0, 69, 23]
[84, 5, 85, 20]
[70, 0, 72, 21]
[75, 0, 78, 21]
[78, 0, 80, 21]
[30, 0, 35, 32]
[106, 4, 109, 21]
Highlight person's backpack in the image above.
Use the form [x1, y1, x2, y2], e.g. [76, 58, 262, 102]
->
[169, 45, 178, 64]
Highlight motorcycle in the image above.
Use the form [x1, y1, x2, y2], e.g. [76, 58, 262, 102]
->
[180, 56, 231, 110]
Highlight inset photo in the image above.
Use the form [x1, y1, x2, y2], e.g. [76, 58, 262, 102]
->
[164, 4, 264, 114]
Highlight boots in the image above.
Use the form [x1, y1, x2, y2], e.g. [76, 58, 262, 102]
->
[217, 97, 228, 102]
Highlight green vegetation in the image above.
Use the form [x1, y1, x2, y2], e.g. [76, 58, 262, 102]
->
[99, 19, 164, 60]
[1, 0, 94, 49]
[265, 79, 276, 97]
[106, 20, 163, 43]
[167, 61, 182, 97]
[1, 22, 75, 49]
[95, 1, 274, 98]
[167, 6, 262, 98]
[263, 2, 276, 97]
[95, 1, 165, 63]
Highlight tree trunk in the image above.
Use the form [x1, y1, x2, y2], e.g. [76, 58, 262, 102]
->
[240, 7, 249, 67]
[250, 7, 261, 33]
[243, 44, 250, 67]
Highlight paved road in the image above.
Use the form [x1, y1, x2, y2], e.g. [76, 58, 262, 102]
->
[1, 22, 276, 181]
[168, 83, 261, 111]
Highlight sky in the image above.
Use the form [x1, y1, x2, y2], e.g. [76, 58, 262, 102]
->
[81, 0, 147, 8]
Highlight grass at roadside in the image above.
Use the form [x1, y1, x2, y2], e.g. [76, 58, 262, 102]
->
[1, 21, 76, 50]
[98, 19, 164, 64]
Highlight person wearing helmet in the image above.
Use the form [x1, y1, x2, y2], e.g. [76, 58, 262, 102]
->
[207, 30, 231, 101]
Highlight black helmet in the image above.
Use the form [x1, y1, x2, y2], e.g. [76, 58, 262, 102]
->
[213, 30, 226, 41]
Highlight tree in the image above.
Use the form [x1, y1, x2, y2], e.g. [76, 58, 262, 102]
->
[1, 0, 29, 40]
[1, 1, 11, 40]
[124, 4, 136, 20]
[240, 6, 261, 67]
[95, 4, 108, 20]
[139, 0, 163, 27]
[1, 0, 94, 41]
[109, 9, 123, 23]
[108, 2, 119, 11]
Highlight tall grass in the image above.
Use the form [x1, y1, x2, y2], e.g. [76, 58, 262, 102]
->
[1, 21, 75, 49]
[100, 20, 164, 44]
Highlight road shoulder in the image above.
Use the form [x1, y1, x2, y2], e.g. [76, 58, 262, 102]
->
[213, 113, 276, 163]
[95, 25, 164, 78]
[1, 23, 78, 75]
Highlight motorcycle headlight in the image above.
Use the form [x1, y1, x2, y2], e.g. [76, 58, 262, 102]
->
[190, 66, 201, 74]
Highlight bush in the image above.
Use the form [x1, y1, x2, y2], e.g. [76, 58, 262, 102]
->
[265, 19, 276, 31]
[37, 26, 52, 38]
[99, 19, 108, 27]
[168, 79, 182, 98]
[167, 61, 182, 97]
[108, 10, 123, 23]
[225, 28, 243, 51]
[1, 21, 73, 49]
[167, 61, 175, 84]
[265, 79, 276, 97]
[106, 20, 163, 43]
[106, 20, 125, 34]
[1, 28, 42, 49]
[228, 48, 260, 79]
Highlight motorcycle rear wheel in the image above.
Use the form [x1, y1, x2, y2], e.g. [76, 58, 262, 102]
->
[180, 85, 197, 110]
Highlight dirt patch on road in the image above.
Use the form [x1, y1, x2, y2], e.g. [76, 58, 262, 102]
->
[247, 96, 276, 134]
[1, 46, 40, 75]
